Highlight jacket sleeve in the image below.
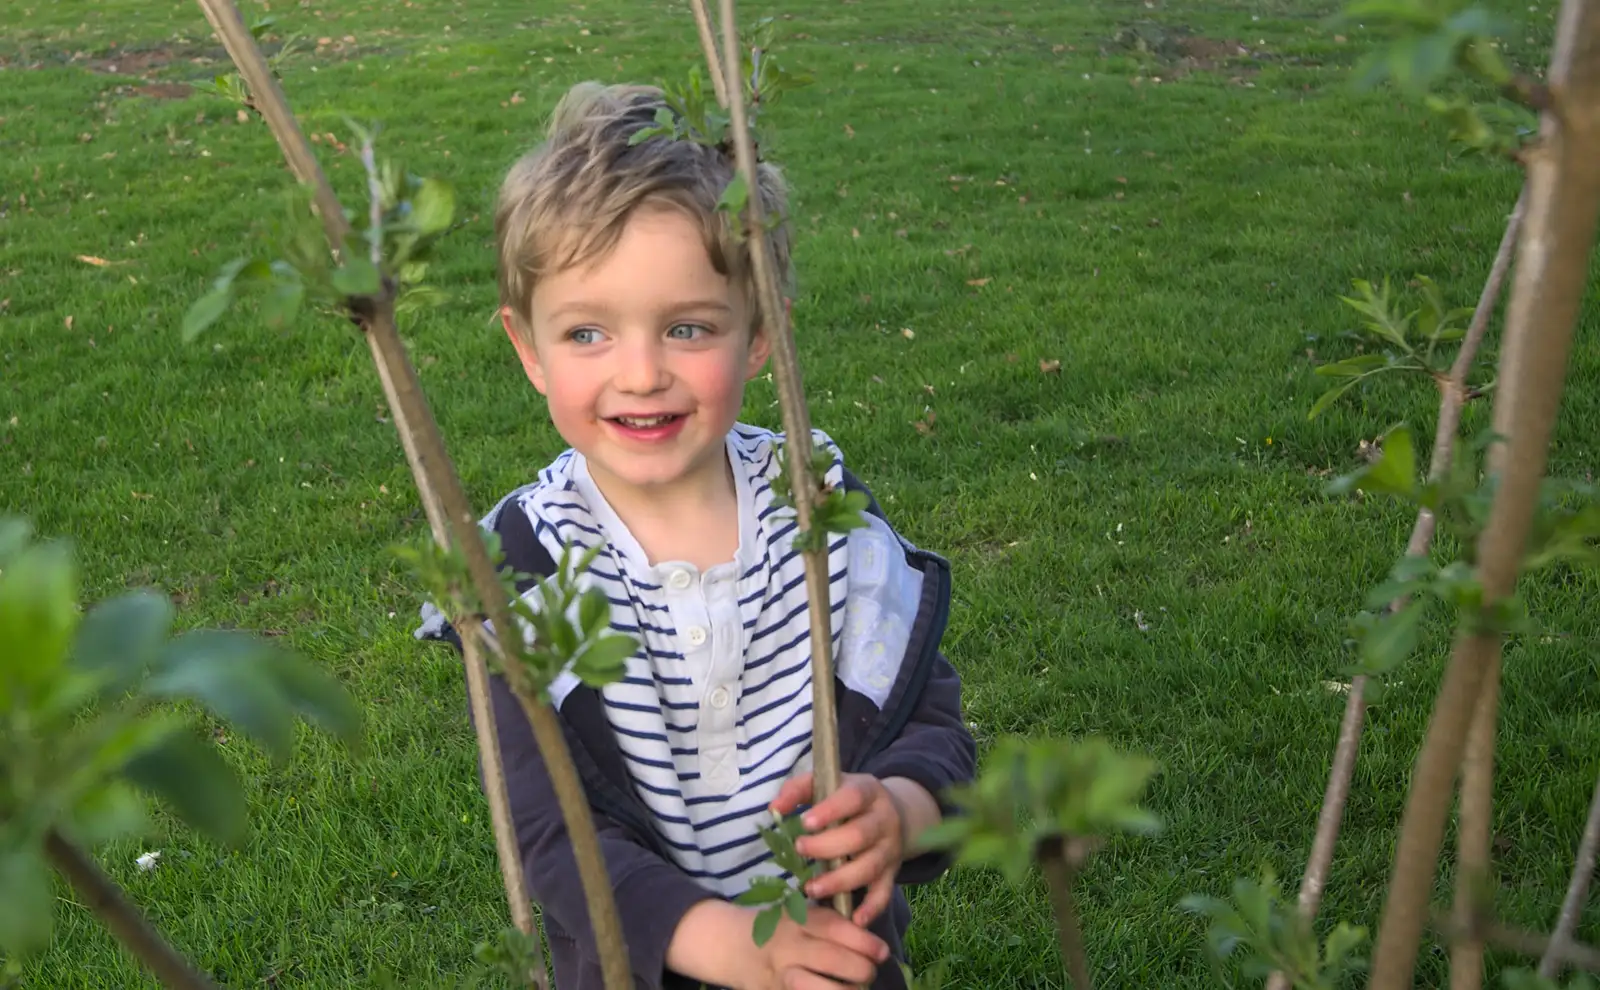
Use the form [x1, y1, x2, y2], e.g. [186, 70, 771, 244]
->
[438, 502, 718, 988]
[858, 653, 976, 885]
[484, 669, 716, 987]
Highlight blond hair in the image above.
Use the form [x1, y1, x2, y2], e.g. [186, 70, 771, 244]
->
[494, 81, 793, 339]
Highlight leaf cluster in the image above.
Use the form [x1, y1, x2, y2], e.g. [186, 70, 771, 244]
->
[1310, 276, 1484, 420]
[916, 736, 1160, 885]
[1181, 867, 1368, 990]
[1330, 426, 1599, 685]
[768, 448, 871, 554]
[183, 130, 459, 342]
[734, 811, 820, 946]
[1336, 0, 1538, 156]
[396, 536, 638, 701]
[0, 517, 361, 957]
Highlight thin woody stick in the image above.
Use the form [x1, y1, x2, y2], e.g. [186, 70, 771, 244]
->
[1539, 770, 1600, 978]
[710, 0, 852, 923]
[43, 830, 221, 990]
[688, 0, 729, 108]
[190, 3, 640, 987]
[1367, 0, 1600, 981]
[1263, 185, 1527, 990]
[1450, 651, 1502, 990]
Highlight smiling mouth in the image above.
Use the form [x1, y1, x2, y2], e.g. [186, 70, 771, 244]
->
[609, 414, 684, 428]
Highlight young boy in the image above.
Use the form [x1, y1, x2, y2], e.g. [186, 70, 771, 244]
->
[417, 81, 976, 990]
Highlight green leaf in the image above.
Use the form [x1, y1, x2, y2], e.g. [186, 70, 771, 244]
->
[784, 887, 809, 925]
[70, 591, 174, 691]
[717, 172, 750, 217]
[145, 631, 297, 763]
[260, 278, 305, 329]
[1366, 427, 1417, 496]
[734, 876, 789, 905]
[274, 655, 363, 752]
[410, 178, 456, 236]
[62, 780, 150, 847]
[182, 286, 234, 342]
[0, 536, 79, 699]
[0, 516, 30, 565]
[1308, 379, 1361, 420]
[1360, 599, 1426, 675]
[121, 730, 249, 847]
[0, 845, 54, 957]
[571, 634, 635, 688]
[752, 904, 782, 947]
[331, 257, 382, 298]
[1314, 354, 1389, 378]
[578, 588, 610, 641]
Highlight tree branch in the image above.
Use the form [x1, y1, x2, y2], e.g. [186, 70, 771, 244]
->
[1263, 184, 1529, 990]
[1539, 769, 1600, 978]
[687, 0, 729, 108]
[1367, 1, 1600, 982]
[711, 0, 851, 923]
[1450, 653, 1503, 990]
[189, 3, 632, 987]
[1039, 838, 1094, 990]
[43, 829, 220, 990]
[1433, 911, 1600, 974]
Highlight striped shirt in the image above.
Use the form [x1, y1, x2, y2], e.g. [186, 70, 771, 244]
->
[504, 424, 853, 897]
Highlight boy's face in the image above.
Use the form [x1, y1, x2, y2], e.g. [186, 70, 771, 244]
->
[505, 205, 771, 503]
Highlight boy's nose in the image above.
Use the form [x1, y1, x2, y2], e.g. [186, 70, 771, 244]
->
[613, 338, 671, 394]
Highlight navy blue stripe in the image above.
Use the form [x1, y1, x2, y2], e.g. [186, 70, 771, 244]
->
[610, 722, 669, 743]
[744, 625, 808, 673]
[694, 800, 776, 833]
[742, 678, 809, 722]
[743, 736, 810, 777]
[744, 700, 812, 749]
[743, 654, 810, 698]
[683, 847, 774, 882]
[551, 517, 606, 540]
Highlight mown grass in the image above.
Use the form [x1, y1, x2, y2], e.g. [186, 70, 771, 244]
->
[2, 0, 1597, 986]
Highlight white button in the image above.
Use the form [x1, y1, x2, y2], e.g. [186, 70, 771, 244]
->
[708, 686, 730, 709]
[668, 569, 692, 590]
[686, 625, 707, 646]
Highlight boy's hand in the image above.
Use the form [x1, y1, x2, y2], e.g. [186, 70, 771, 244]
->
[749, 905, 888, 990]
[771, 771, 918, 928]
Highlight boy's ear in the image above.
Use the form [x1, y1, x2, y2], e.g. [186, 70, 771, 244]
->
[744, 297, 785, 380]
[502, 306, 549, 395]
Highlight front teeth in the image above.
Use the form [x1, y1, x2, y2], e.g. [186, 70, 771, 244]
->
[616, 415, 673, 427]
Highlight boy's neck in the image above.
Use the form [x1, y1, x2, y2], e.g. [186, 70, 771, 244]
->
[584, 450, 742, 571]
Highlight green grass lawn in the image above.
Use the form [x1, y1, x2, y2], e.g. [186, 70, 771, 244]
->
[3, 0, 1598, 986]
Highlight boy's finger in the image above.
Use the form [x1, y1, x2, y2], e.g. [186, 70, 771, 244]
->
[800, 781, 869, 831]
[806, 846, 887, 900]
[799, 815, 875, 862]
[809, 907, 890, 963]
[853, 874, 895, 929]
[770, 773, 815, 814]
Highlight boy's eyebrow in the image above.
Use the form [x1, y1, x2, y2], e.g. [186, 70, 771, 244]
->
[544, 299, 734, 322]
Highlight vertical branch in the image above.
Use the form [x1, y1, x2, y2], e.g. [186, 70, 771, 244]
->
[1450, 653, 1502, 990]
[191, 3, 627, 987]
[43, 829, 221, 990]
[1039, 839, 1094, 990]
[191, 0, 346, 245]
[364, 304, 633, 990]
[1539, 769, 1600, 978]
[712, 0, 851, 923]
[1367, 1, 1600, 983]
[1264, 184, 1528, 990]
[687, 0, 729, 108]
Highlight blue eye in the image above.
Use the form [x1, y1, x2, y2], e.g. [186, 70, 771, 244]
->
[666, 323, 707, 340]
[569, 327, 602, 344]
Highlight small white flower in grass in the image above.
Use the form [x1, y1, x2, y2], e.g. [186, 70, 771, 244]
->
[136, 851, 161, 872]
